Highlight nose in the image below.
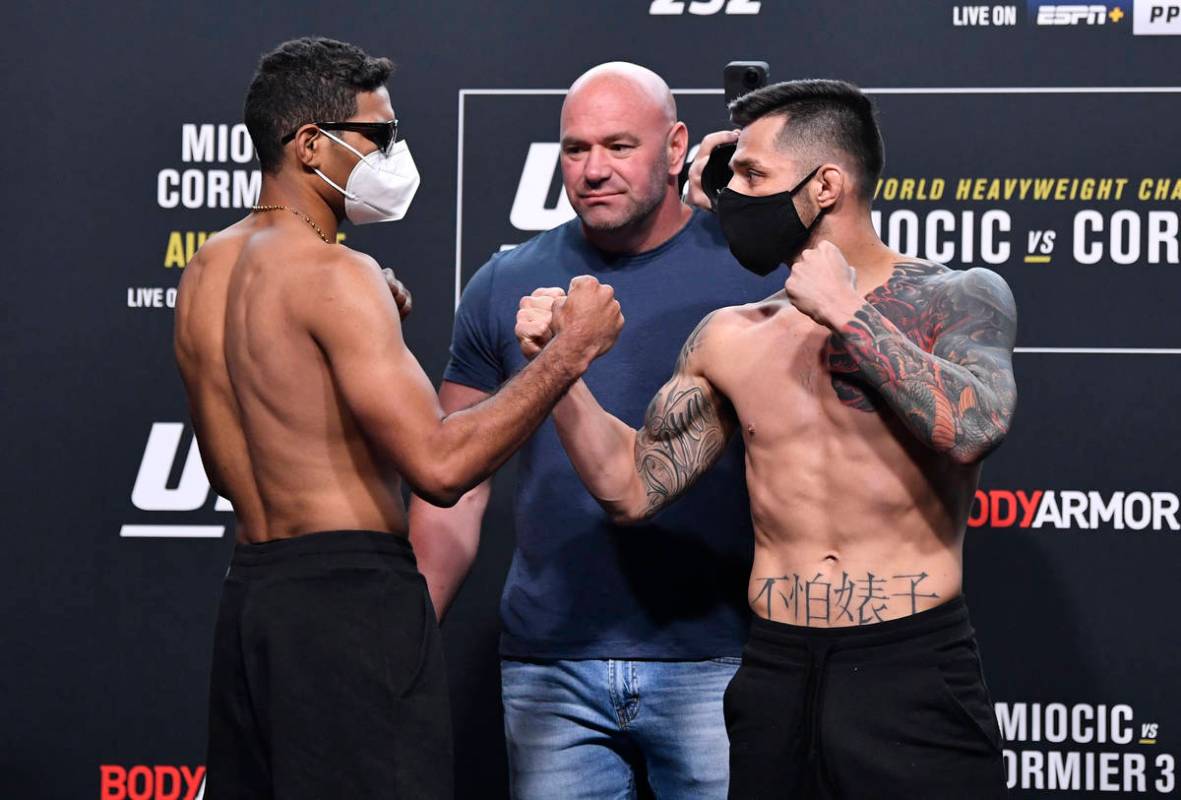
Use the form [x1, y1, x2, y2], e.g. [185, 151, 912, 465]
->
[583, 145, 612, 186]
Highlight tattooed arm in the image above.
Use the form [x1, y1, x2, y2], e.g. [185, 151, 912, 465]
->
[549, 312, 738, 524]
[833, 267, 1018, 463]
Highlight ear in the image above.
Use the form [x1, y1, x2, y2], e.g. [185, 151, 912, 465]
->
[667, 121, 689, 175]
[291, 124, 326, 170]
[814, 164, 845, 210]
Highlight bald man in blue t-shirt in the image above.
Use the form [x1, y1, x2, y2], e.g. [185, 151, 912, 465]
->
[409, 63, 785, 799]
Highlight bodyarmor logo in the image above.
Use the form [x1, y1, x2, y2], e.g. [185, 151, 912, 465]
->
[970, 489, 1181, 531]
[99, 765, 205, 800]
[121, 423, 231, 538]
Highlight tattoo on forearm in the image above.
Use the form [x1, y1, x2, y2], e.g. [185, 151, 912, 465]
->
[635, 313, 730, 513]
[828, 263, 1017, 461]
[750, 571, 940, 625]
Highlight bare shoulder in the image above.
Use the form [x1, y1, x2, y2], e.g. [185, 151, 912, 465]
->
[929, 266, 1018, 354]
[174, 222, 255, 361]
[668, 302, 761, 379]
[177, 220, 251, 295]
[705, 294, 787, 334]
[937, 266, 1017, 313]
[305, 243, 385, 293]
[876, 258, 1016, 325]
[294, 244, 401, 342]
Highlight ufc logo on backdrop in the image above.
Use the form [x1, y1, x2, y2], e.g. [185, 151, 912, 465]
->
[649, 0, 761, 15]
[120, 422, 231, 539]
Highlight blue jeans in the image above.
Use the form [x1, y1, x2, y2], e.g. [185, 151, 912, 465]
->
[501, 658, 740, 800]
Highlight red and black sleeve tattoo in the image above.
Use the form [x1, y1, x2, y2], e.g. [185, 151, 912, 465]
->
[831, 266, 1018, 463]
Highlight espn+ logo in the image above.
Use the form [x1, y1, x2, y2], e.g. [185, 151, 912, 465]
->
[99, 765, 205, 800]
[970, 489, 1181, 531]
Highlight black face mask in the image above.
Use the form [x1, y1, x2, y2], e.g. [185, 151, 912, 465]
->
[715, 165, 822, 276]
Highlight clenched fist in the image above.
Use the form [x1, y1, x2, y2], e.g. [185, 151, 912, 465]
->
[552, 276, 624, 364]
[515, 287, 566, 359]
[785, 241, 863, 329]
[381, 268, 412, 320]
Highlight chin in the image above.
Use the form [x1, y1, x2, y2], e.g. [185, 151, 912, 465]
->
[578, 205, 639, 233]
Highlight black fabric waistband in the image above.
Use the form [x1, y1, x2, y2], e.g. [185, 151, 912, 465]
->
[745, 596, 975, 776]
[747, 595, 971, 661]
[230, 530, 414, 568]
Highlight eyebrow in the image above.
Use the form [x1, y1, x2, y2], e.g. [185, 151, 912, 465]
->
[730, 156, 766, 172]
[560, 132, 641, 146]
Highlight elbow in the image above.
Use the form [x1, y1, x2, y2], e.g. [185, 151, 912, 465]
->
[417, 487, 464, 509]
[412, 464, 467, 509]
[947, 421, 1011, 465]
[605, 501, 651, 527]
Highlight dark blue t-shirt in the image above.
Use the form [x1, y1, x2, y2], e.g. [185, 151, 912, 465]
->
[444, 210, 787, 659]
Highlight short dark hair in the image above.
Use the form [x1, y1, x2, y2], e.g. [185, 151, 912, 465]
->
[729, 79, 884, 203]
[244, 37, 394, 173]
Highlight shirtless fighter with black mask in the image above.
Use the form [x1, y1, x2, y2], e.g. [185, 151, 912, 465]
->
[515, 79, 1016, 799]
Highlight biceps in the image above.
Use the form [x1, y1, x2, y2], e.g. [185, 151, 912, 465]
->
[931, 338, 1017, 418]
[636, 380, 734, 484]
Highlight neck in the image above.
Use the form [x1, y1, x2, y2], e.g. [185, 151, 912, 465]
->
[255, 171, 341, 241]
[812, 210, 898, 291]
[581, 187, 692, 256]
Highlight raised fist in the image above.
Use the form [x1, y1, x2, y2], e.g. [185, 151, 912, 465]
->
[515, 287, 566, 359]
[551, 275, 625, 364]
[382, 268, 412, 320]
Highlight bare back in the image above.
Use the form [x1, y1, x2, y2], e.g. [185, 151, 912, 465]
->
[701, 261, 1010, 626]
[175, 217, 403, 543]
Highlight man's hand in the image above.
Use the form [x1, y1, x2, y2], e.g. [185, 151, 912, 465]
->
[382, 268, 412, 320]
[515, 287, 566, 359]
[786, 241, 863, 329]
[550, 276, 624, 365]
[685, 130, 740, 211]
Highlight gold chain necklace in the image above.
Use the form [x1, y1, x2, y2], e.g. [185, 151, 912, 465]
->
[251, 204, 334, 244]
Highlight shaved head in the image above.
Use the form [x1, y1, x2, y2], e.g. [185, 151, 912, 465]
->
[563, 61, 677, 129]
[558, 63, 687, 239]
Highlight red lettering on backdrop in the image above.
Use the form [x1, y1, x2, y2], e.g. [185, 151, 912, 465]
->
[1017, 490, 1043, 527]
[968, 490, 988, 527]
[100, 766, 127, 800]
[181, 766, 206, 800]
[991, 490, 1018, 527]
[100, 765, 205, 800]
[154, 766, 181, 800]
[127, 765, 152, 800]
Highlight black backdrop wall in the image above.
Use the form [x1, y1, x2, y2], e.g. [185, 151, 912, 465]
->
[5, 1, 1180, 797]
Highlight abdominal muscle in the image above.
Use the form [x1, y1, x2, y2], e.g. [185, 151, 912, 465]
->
[739, 421, 976, 628]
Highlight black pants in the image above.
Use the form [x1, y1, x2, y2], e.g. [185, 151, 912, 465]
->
[205, 530, 452, 799]
[724, 597, 1005, 799]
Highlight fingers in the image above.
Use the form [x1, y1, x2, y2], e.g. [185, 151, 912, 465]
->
[686, 129, 740, 210]
[568, 274, 602, 295]
[515, 291, 560, 359]
[382, 268, 412, 320]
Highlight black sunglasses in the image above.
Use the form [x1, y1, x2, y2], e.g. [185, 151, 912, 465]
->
[281, 119, 400, 155]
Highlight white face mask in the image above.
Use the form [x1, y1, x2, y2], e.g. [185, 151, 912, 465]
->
[314, 130, 420, 224]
